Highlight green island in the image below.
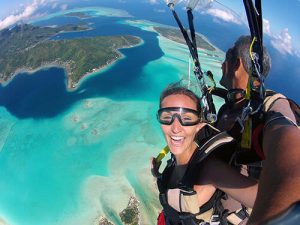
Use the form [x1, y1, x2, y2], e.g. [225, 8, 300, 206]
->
[119, 196, 139, 225]
[65, 12, 92, 19]
[0, 24, 141, 89]
[154, 26, 216, 51]
[95, 196, 140, 225]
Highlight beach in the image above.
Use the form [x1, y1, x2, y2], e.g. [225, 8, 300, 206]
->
[0, 6, 224, 225]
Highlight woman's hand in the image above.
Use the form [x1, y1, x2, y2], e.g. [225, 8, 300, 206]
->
[151, 157, 162, 178]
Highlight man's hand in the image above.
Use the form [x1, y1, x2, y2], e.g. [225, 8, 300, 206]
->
[249, 123, 300, 224]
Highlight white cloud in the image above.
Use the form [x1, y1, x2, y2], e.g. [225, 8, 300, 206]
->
[270, 28, 293, 55]
[60, 4, 68, 11]
[263, 18, 272, 36]
[146, 0, 300, 58]
[148, 0, 158, 4]
[0, 0, 46, 30]
[51, 2, 58, 9]
[154, 9, 166, 13]
[149, 0, 184, 5]
[203, 8, 242, 25]
[263, 19, 299, 57]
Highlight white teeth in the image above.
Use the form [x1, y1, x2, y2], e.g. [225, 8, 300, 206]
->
[171, 136, 183, 141]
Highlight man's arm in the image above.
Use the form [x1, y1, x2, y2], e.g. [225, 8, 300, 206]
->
[196, 158, 258, 208]
[248, 121, 300, 224]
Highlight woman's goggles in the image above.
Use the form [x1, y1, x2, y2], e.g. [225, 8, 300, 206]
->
[157, 107, 201, 126]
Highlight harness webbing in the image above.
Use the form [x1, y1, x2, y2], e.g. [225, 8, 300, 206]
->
[243, 0, 265, 105]
[166, 2, 216, 123]
[233, 0, 265, 152]
[244, 0, 263, 81]
[169, 6, 199, 68]
[187, 9, 199, 62]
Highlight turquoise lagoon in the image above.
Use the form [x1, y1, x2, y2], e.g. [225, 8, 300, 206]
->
[0, 6, 224, 225]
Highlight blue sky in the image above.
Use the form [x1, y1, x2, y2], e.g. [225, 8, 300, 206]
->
[0, 0, 299, 58]
[213, 0, 300, 57]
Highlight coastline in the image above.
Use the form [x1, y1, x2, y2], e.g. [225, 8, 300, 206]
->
[69, 36, 144, 91]
[29, 6, 133, 24]
[64, 12, 92, 19]
[0, 61, 72, 90]
[67, 54, 120, 91]
[123, 19, 223, 54]
[0, 57, 121, 92]
[0, 5, 229, 225]
[0, 36, 144, 92]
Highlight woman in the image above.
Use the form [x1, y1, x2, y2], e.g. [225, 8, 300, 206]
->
[152, 83, 258, 225]
[153, 83, 217, 225]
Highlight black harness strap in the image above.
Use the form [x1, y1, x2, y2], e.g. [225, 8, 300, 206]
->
[243, 0, 263, 80]
[243, 0, 265, 114]
[166, 3, 217, 122]
[170, 8, 199, 66]
[187, 9, 199, 63]
[157, 130, 238, 225]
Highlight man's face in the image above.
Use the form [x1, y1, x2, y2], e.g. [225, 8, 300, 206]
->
[220, 48, 235, 90]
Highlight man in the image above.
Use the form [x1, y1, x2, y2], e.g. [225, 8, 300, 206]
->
[217, 35, 271, 131]
[215, 35, 300, 224]
[151, 36, 300, 225]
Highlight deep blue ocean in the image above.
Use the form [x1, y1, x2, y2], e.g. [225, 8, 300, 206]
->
[1, 0, 299, 119]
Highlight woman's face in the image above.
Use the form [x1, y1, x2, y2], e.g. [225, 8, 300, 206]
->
[160, 94, 203, 159]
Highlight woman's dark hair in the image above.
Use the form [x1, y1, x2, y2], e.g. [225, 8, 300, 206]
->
[159, 83, 201, 112]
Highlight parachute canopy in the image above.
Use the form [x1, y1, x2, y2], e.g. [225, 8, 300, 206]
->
[188, 0, 214, 10]
[165, 0, 214, 9]
[165, 0, 179, 7]
[186, 0, 200, 10]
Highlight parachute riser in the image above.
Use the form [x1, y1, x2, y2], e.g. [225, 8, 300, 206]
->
[235, 0, 265, 138]
[170, 8, 200, 69]
[166, 2, 217, 123]
[243, 0, 265, 114]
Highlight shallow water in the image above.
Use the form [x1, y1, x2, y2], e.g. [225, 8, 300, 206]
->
[0, 6, 224, 225]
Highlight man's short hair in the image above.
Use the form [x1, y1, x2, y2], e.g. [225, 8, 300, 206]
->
[232, 35, 271, 78]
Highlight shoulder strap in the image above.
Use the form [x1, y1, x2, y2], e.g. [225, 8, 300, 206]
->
[263, 92, 300, 127]
[217, 104, 228, 122]
[181, 131, 235, 188]
[263, 93, 287, 112]
[157, 156, 175, 193]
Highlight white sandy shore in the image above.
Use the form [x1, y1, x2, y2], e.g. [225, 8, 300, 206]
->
[69, 36, 144, 91]
[0, 6, 143, 91]
[0, 35, 143, 92]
